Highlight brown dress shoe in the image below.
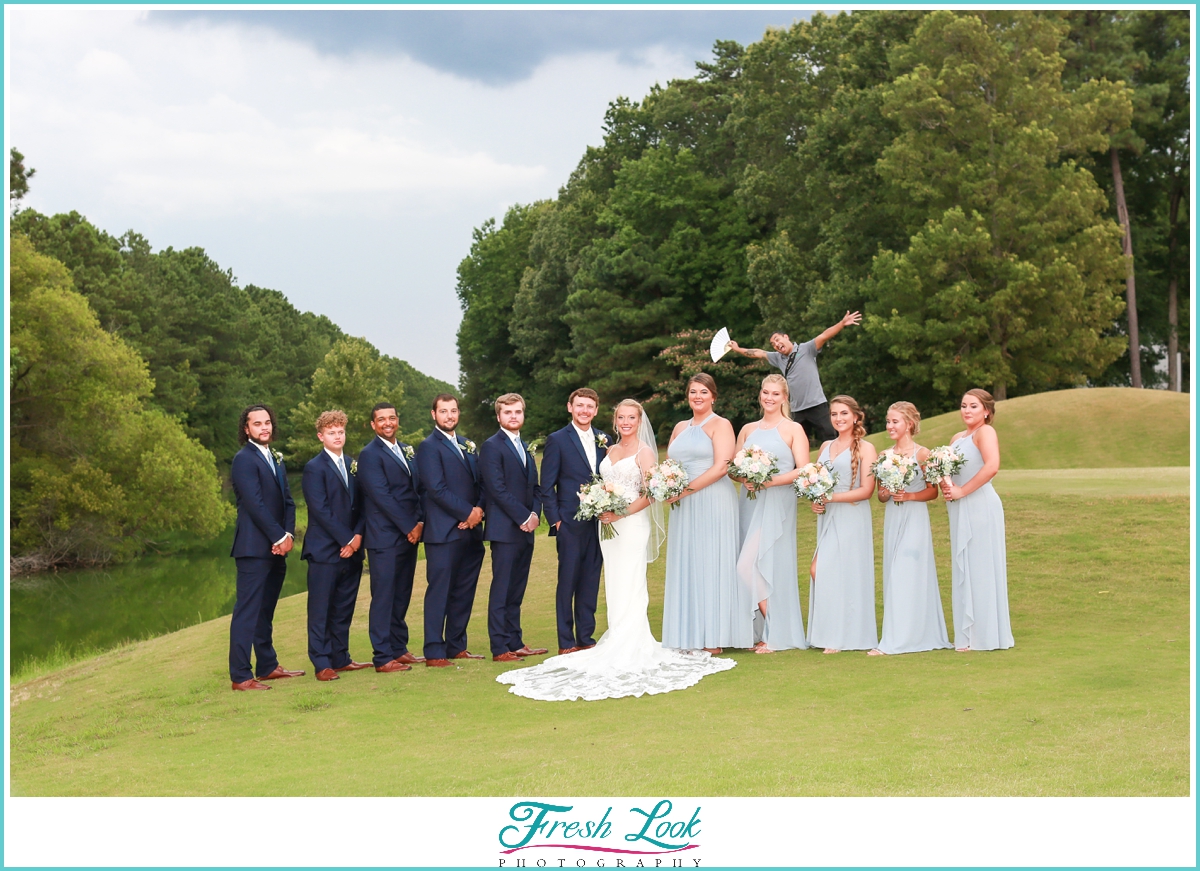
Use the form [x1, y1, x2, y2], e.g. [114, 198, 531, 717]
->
[579, 644, 596, 650]
[334, 660, 371, 672]
[260, 666, 305, 680]
[558, 647, 581, 655]
[394, 652, 426, 664]
[425, 658, 451, 667]
[376, 659, 413, 673]
[231, 679, 271, 691]
[451, 651, 485, 660]
[514, 646, 548, 656]
[316, 668, 340, 681]
[493, 651, 524, 662]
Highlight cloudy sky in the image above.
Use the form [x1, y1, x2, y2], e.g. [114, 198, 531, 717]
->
[7, 8, 814, 384]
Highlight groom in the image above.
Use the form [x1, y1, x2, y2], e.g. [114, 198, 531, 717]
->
[539, 387, 609, 654]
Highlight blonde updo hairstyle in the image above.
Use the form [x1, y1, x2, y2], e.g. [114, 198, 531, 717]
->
[611, 398, 645, 435]
[760, 374, 792, 419]
[829, 394, 868, 487]
[964, 388, 996, 424]
[887, 401, 921, 437]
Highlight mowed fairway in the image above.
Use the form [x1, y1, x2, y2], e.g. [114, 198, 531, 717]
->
[10, 478, 1189, 796]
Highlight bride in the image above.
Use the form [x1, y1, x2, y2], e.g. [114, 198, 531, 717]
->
[497, 399, 736, 702]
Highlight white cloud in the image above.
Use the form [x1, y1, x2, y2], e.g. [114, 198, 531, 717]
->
[7, 7, 707, 382]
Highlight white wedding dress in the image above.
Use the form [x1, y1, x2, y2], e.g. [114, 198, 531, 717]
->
[497, 454, 736, 702]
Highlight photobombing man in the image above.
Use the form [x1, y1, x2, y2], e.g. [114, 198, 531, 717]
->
[228, 404, 304, 690]
[729, 310, 863, 445]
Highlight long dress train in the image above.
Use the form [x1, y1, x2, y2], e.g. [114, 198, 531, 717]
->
[497, 455, 735, 701]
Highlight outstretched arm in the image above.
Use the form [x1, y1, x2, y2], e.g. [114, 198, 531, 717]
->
[813, 311, 862, 350]
[728, 341, 769, 360]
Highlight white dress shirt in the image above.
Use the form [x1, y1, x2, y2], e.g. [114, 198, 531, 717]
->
[573, 423, 597, 473]
[377, 435, 409, 472]
[251, 441, 291, 546]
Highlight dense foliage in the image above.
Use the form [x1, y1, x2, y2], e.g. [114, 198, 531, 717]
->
[456, 10, 1189, 436]
[12, 209, 453, 464]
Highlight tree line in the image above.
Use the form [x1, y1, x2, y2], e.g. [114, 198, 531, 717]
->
[455, 10, 1189, 441]
[10, 172, 452, 570]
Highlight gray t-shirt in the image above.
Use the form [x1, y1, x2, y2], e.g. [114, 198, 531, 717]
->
[766, 340, 826, 411]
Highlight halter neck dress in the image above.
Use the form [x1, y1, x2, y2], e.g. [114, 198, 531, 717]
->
[876, 446, 952, 654]
[661, 414, 753, 650]
[807, 442, 878, 651]
[736, 424, 806, 650]
[946, 434, 1014, 650]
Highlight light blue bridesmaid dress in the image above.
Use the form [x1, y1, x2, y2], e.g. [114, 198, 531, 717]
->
[877, 448, 952, 654]
[736, 425, 806, 650]
[807, 443, 877, 651]
[662, 414, 753, 650]
[946, 436, 1014, 650]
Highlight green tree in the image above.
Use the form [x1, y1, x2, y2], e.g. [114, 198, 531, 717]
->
[9, 147, 35, 213]
[286, 337, 396, 459]
[10, 235, 232, 568]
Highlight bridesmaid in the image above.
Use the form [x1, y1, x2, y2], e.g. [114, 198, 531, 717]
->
[662, 373, 753, 653]
[808, 395, 878, 654]
[731, 374, 810, 653]
[941, 389, 1014, 652]
[869, 401, 952, 656]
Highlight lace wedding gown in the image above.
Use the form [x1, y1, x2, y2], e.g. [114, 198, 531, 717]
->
[497, 454, 736, 701]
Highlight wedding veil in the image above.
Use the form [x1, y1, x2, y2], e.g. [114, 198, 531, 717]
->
[638, 411, 667, 564]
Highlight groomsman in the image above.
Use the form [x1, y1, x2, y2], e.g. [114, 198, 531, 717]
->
[228, 404, 304, 690]
[479, 393, 548, 662]
[539, 388, 608, 654]
[357, 402, 426, 673]
[300, 410, 370, 682]
[417, 394, 487, 667]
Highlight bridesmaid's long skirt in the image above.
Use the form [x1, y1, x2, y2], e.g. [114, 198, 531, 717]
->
[877, 501, 951, 654]
[737, 486, 806, 650]
[947, 484, 1014, 650]
[808, 500, 877, 651]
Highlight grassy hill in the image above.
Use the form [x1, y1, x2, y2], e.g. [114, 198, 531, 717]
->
[862, 387, 1190, 468]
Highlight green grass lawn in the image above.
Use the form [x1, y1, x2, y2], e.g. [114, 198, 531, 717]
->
[10, 477, 1189, 796]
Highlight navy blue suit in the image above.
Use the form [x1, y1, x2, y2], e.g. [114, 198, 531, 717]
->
[229, 441, 296, 682]
[416, 429, 485, 660]
[538, 424, 608, 649]
[357, 435, 424, 667]
[301, 450, 365, 673]
[480, 429, 542, 657]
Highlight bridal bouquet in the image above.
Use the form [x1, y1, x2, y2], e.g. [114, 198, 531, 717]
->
[575, 475, 636, 540]
[793, 461, 838, 504]
[643, 459, 689, 511]
[872, 450, 920, 495]
[727, 445, 779, 500]
[922, 445, 966, 486]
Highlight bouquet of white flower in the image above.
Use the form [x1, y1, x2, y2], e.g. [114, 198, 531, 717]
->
[575, 475, 637, 539]
[871, 450, 921, 495]
[643, 459, 690, 511]
[793, 461, 838, 504]
[923, 445, 966, 486]
[727, 445, 780, 500]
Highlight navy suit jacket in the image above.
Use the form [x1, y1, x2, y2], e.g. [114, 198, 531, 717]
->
[538, 424, 609, 535]
[230, 442, 296, 558]
[416, 430, 485, 545]
[300, 450, 365, 564]
[357, 436, 423, 550]
[480, 429, 541, 544]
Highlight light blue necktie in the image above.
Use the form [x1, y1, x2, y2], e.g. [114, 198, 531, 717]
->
[336, 455, 348, 488]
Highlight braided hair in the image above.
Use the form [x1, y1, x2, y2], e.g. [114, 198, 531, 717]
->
[830, 395, 867, 486]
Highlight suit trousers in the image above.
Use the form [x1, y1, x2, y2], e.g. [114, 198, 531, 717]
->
[229, 555, 287, 682]
[423, 539, 485, 660]
[487, 539, 535, 656]
[793, 402, 836, 444]
[366, 544, 419, 667]
[554, 521, 603, 650]
[306, 559, 364, 672]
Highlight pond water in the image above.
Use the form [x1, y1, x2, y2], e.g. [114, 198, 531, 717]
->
[8, 529, 308, 672]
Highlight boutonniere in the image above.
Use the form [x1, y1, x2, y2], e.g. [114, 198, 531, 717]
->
[463, 439, 477, 454]
[403, 445, 415, 460]
[349, 460, 358, 476]
[525, 440, 540, 458]
[271, 448, 284, 466]
[595, 433, 609, 449]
